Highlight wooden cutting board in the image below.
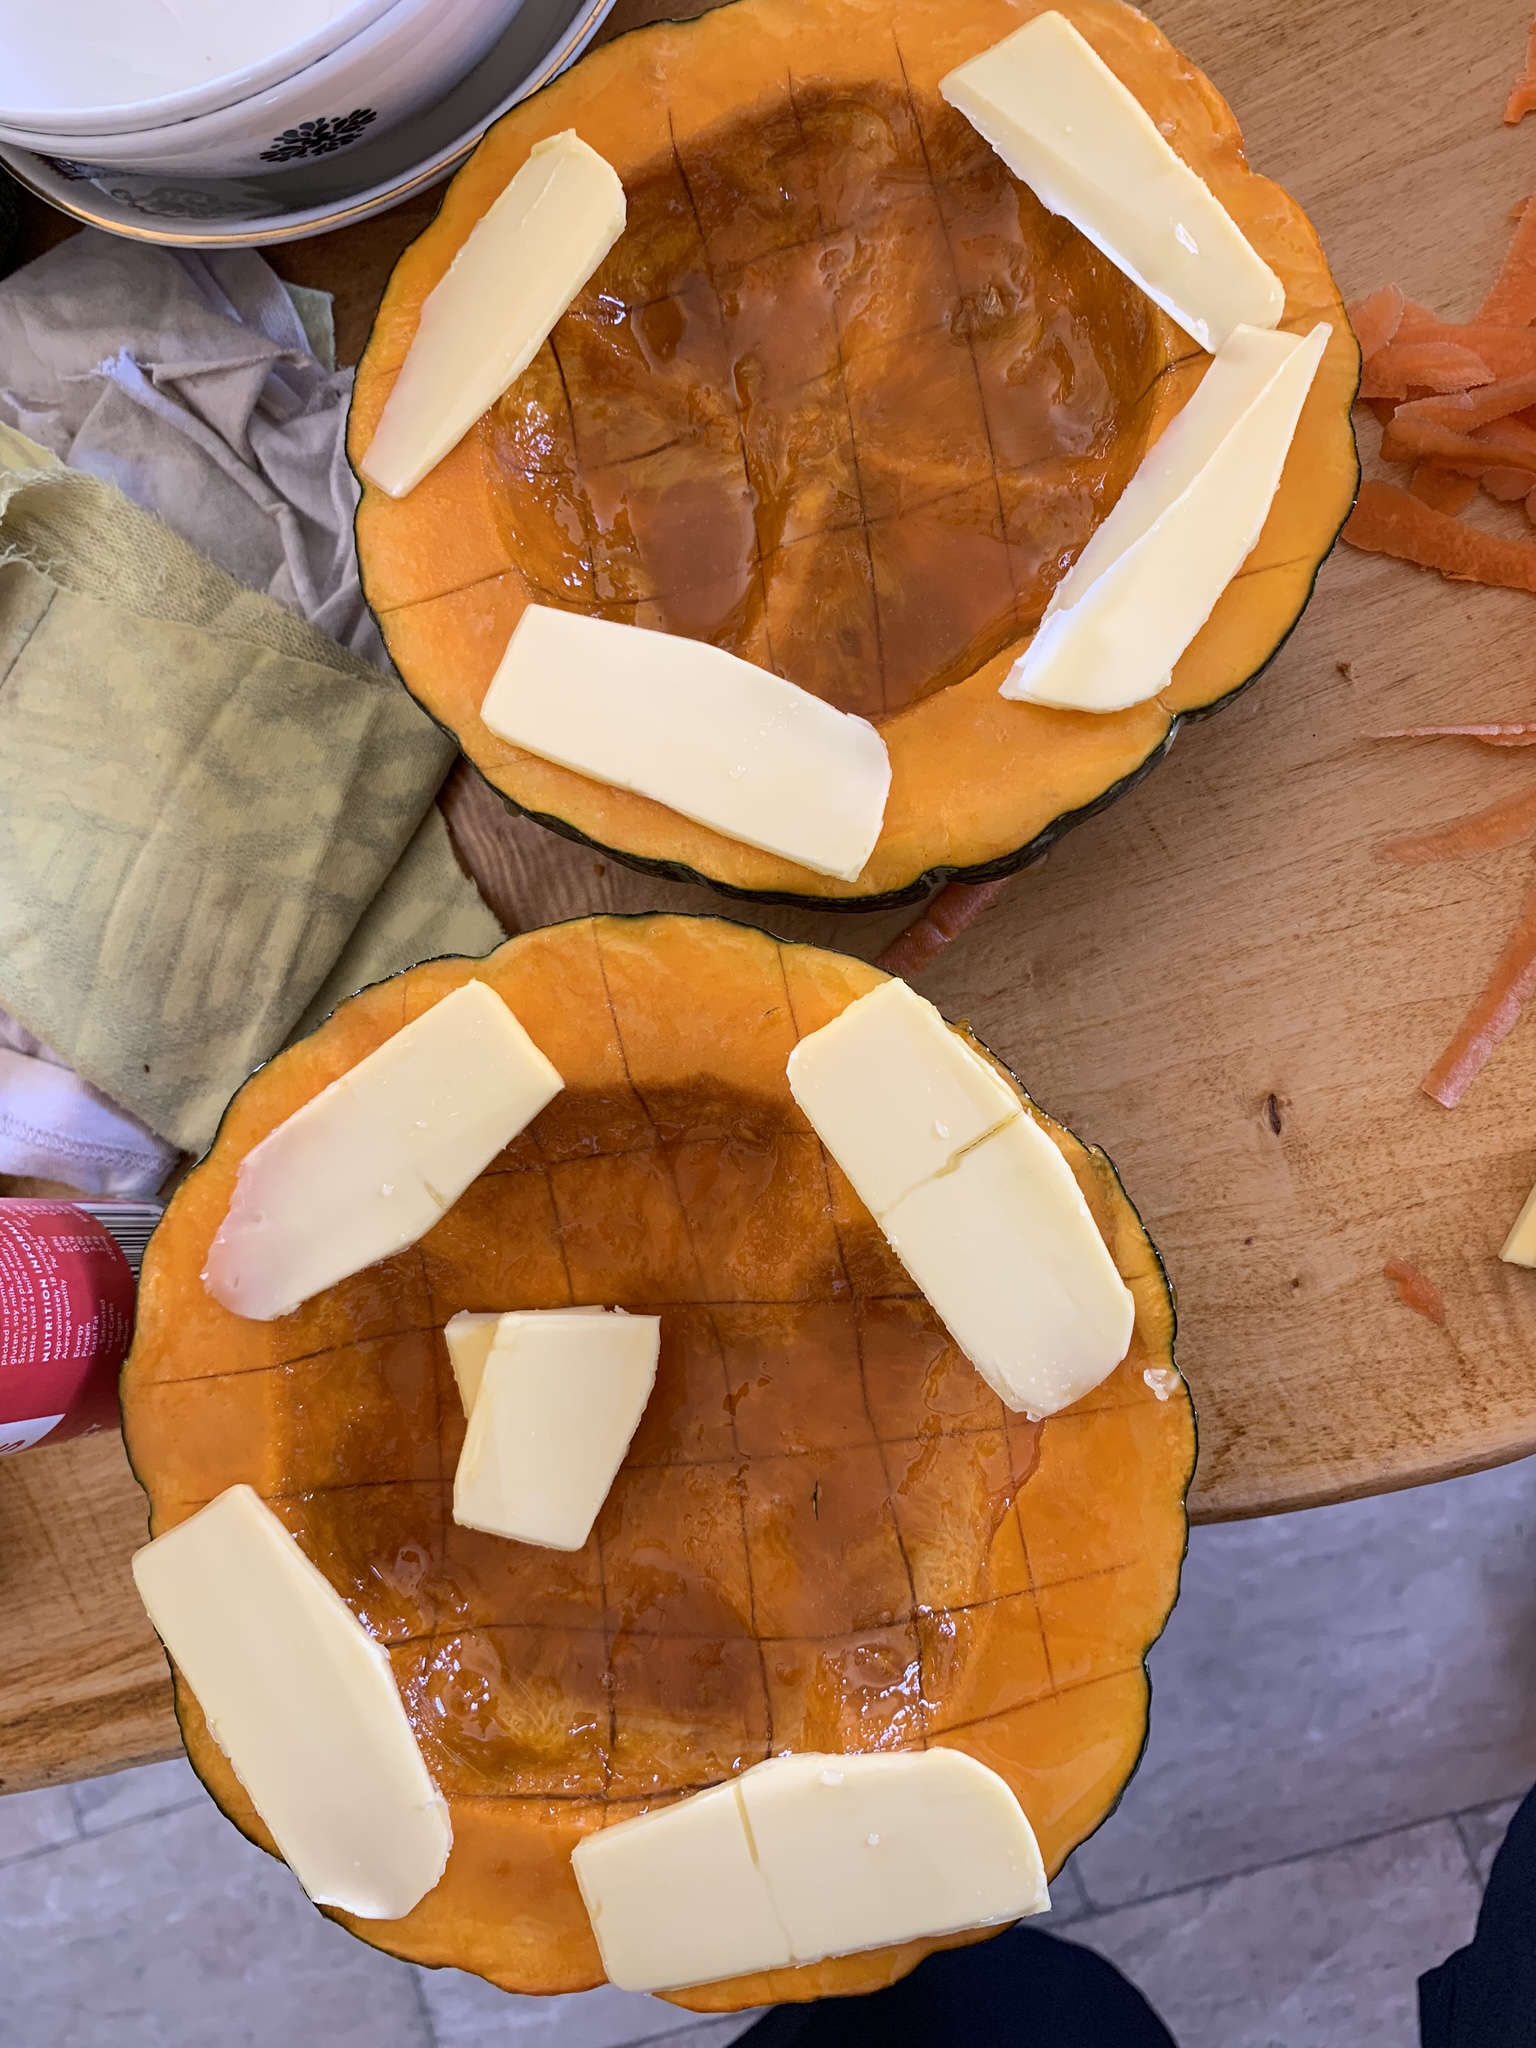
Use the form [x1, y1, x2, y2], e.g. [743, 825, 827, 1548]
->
[8, 0, 1536, 1794]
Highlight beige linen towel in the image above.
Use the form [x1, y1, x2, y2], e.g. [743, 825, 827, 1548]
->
[0, 424, 501, 1156]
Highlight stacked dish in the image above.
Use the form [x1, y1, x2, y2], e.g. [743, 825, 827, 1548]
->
[0, 0, 614, 242]
[0, 0, 531, 178]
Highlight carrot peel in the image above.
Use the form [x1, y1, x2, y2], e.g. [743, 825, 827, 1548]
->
[1347, 284, 1405, 360]
[1343, 481, 1536, 593]
[1422, 875, 1536, 1106]
[875, 879, 1010, 979]
[1480, 192, 1536, 323]
[1408, 464, 1478, 515]
[1392, 313, 1536, 379]
[1383, 1259, 1446, 1323]
[1359, 342, 1494, 401]
[1378, 783, 1536, 863]
[1371, 723, 1536, 746]
[1507, 10, 1536, 123]
[1381, 416, 1536, 475]
[1481, 466, 1535, 500]
[1396, 369, 1536, 431]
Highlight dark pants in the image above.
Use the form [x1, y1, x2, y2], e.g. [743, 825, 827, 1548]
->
[739, 1926, 1177, 2047]
[1420, 1783, 1536, 2046]
[738, 1780, 1536, 2046]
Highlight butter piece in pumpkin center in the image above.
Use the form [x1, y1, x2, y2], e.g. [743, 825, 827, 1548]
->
[452, 1308, 660, 1552]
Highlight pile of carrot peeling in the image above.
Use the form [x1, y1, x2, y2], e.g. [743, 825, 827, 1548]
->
[1347, 13, 1536, 1109]
[1346, 243, 1536, 586]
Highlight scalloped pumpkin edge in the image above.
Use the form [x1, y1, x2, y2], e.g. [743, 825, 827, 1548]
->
[118, 912, 1196, 1997]
[348, 0, 1360, 913]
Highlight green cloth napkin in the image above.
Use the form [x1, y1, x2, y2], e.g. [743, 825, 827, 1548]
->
[0, 424, 502, 1155]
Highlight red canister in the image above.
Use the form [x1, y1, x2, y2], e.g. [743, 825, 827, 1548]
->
[0, 1200, 158, 1455]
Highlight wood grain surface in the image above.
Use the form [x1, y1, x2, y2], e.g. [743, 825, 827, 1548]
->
[7, 0, 1536, 1793]
[0, 1433, 175, 1792]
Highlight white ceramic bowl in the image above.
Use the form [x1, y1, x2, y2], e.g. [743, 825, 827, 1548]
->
[0, 0, 401, 138]
[0, 0, 527, 178]
[0, 0, 614, 244]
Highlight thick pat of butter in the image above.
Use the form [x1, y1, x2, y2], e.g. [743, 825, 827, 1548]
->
[132, 1485, 450, 1920]
[575, 1781, 793, 1991]
[737, 1751, 1048, 1965]
[443, 1310, 500, 1413]
[786, 979, 1022, 1215]
[1501, 1182, 1536, 1267]
[452, 1310, 660, 1550]
[479, 605, 891, 882]
[362, 132, 625, 497]
[941, 12, 1283, 352]
[881, 1115, 1135, 1416]
[788, 982, 1133, 1414]
[572, 1749, 1046, 1993]
[204, 981, 563, 1321]
[1001, 321, 1331, 713]
[443, 1305, 609, 1413]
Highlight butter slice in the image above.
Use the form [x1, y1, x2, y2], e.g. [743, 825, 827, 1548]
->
[575, 1780, 793, 1991]
[443, 1305, 608, 1413]
[1501, 1182, 1536, 1266]
[204, 981, 563, 1322]
[479, 605, 891, 882]
[786, 979, 1021, 1215]
[737, 1752, 1048, 1967]
[452, 1310, 660, 1550]
[443, 1311, 502, 1413]
[573, 1749, 1046, 1993]
[133, 1485, 450, 1920]
[880, 1116, 1135, 1416]
[788, 980, 1133, 1414]
[361, 131, 625, 498]
[941, 12, 1283, 352]
[1001, 321, 1330, 713]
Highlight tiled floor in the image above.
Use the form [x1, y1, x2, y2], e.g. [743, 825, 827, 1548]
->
[3, 1457, 1534, 2046]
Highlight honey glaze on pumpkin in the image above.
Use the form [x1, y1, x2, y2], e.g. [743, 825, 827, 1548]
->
[272, 1084, 1045, 1802]
[480, 79, 1170, 721]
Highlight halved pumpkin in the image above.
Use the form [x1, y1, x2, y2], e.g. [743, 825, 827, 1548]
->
[351, 0, 1357, 909]
[121, 914, 1193, 2005]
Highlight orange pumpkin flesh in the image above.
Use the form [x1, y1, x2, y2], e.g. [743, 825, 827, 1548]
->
[350, 0, 1358, 907]
[121, 915, 1192, 2005]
